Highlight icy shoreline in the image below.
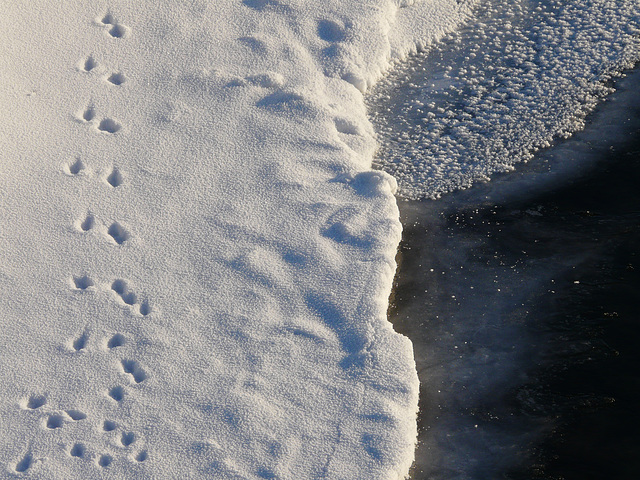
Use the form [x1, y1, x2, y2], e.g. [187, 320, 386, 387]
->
[0, 1, 474, 477]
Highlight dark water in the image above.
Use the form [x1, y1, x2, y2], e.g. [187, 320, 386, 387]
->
[390, 65, 640, 479]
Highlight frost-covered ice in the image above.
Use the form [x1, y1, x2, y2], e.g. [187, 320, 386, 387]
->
[369, 0, 640, 199]
[0, 0, 474, 478]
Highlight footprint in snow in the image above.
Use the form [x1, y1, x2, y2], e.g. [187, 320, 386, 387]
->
[106, 167, 123, 187]
[66, 409, 87, 421]
[106, 73, 126, 86]
[66, 158, 85, 175]
[111, 279, 153, 315]
[70, 443, 86, 458]
[103, 419, 117, 431]
[23, 394, 47, 410]
[317, 19, 348, 42]
[121, 431, 136, 446]
[99, 13, 116, 26]
[46, 414, 65, 429]
[72, 332, 88, 351]
[78, 213, 95, 232]
[77, 105, 96, 123]
[121, 359, 147, 384]
[108, 24, 128, 38]
[73, 275, 94, 290]
[107, 222, 130, 245]
[108, 386, 125, 402]
[111, 279, 137, 305]
[80, 56, 97, 73]
[135, 450, 148, 462]
[14, 453, 33, 473]
[107, 333, 125, 349]
[97, 118, 121, 134]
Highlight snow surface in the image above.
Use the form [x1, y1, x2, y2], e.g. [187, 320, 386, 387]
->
[0, 0, 473, 478]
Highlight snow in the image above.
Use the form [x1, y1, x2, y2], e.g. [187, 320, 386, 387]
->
[0, 0, 472, 478]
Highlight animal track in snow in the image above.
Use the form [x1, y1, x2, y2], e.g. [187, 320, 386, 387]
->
[107, 222, 130, 245]
[81, 106, 96, 122]
[97, 118, 121, 133]
[80, 214, 95, 231]
[108, 24, 129, 38]
[100, 13, 116, 25]
[24, 394, 47, 410]
[67, 158, 85, 175]
[110, 280, 152, 314]
[121, 359, 147, 383]
[81, 56, 97, 72]
[72, 332, 88, 351]
[139, 300, 151, 316]
[73, 275, 94, 290]
[121, 431, 136, 446]
[98, 454, 113, 467]
[66, 409, 87, 421]
[106, 167, 123, 187]
[46, 414, 65, 429]
[70, 443, 86, 458]
[107, 333, 125, 349]
[135, 450, 148, 462]
[111, 280, 137, 305]
[14, 453, 33, 473]
[103, 420, 117, 431]
[106, 73, 126, 85]
[108, 386, 125, 402]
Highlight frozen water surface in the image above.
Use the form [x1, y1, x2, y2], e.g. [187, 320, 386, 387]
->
[369, 0, 640, 199]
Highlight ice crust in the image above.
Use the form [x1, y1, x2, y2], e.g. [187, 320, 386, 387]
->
[0, 0, 473, 478]
[370, 0, 640, 199]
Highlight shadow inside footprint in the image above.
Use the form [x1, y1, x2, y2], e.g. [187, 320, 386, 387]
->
[73, 275, 94, 290]
[107, 73, 126, 85]
[242, 0, 280, 9]
[106, 167, 123, 187]
[111, 280, 137, 305]
[15, 453, 32, 472]
[107, 333, 125, 349]
[108, 24, 127, 38]
[108, 222, 130, 245]
[122, 359, 147, 383]
[121, 432, 135, 446]
[135, 450, 148, 462]
[66, 410, 87, 421]
[70, 443, 85, 458]
[103, 420, 117, 431]
[80, 214, 95, 232]
[26, 395, 46, 410]
[83, 56, 97, 72]
[97, 119, 121, 134]
[68, 158, 84, 175]
[83, 107, 96, 122]
[139, 300, 152, 316]
[108, 386, 124, 402]
[98, 455, 112, 467]
[317, 19, 347, 42]
[47, 414, 64, 429]
[101, 13, 115, 25]
[72, 333, 88, 351]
